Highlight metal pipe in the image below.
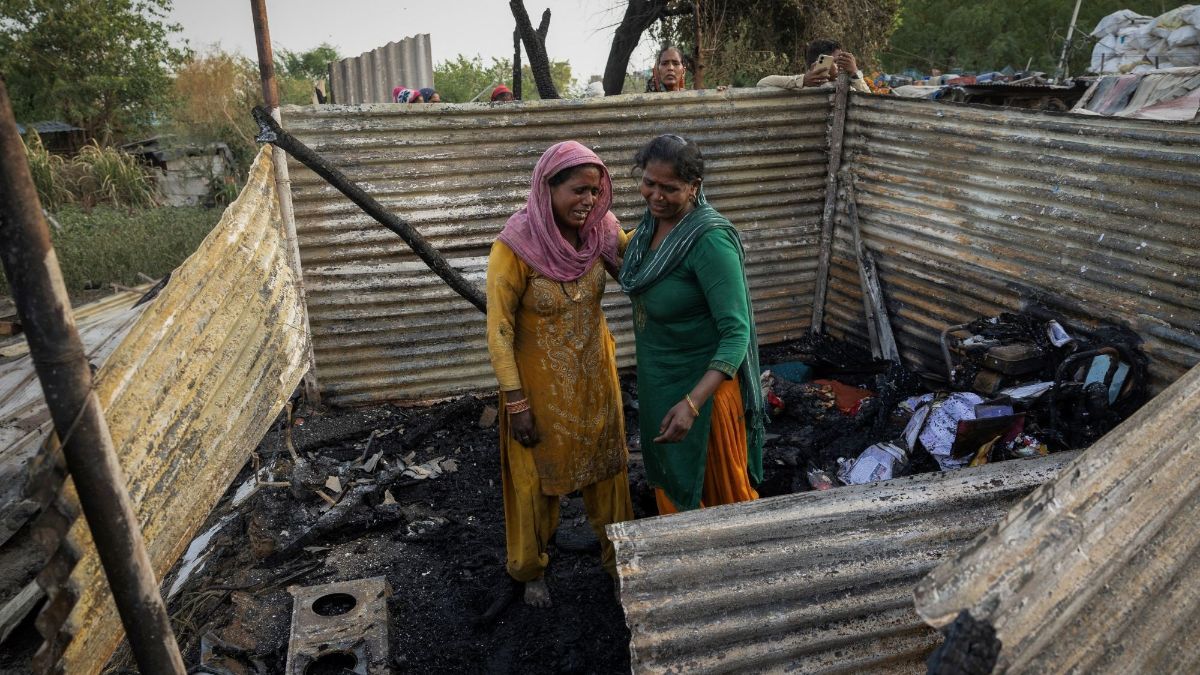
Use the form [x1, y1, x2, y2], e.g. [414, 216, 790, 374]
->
[810, 73, 851, 332]
[1054, 0, 1084, 82]
[250, 0, 322, 404]
[0, 77, 185, 675]
[252, 106, 488, 312]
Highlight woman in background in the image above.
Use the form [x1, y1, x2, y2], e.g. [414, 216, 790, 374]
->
[619, 134, 764, 514]
[645, 45, 688, 92]
[486, 141, 633, 607]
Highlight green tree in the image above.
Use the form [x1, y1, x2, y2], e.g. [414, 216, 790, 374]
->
[883, 0, 1175, 75]
[276, 42, 340, 81]
[0, 0, 189, 141]
[656, 0, 902, 88]
[433, 54, 575, 102]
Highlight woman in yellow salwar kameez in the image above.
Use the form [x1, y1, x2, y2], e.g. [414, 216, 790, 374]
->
[486, 141, 633, 608]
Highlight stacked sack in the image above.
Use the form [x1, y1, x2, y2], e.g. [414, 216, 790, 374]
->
[1090, 5, 1200, 74]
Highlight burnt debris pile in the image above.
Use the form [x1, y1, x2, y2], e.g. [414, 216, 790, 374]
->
[757, 312, 1148, 493]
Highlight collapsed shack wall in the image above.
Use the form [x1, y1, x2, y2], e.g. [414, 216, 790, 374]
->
[827, 94, 1200, 392]
[281, 89, 829, 406]
[608, 452, 1077, 674]
[915, 359, 1200, 673]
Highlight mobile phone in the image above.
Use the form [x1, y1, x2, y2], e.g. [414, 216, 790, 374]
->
[814, 53, 835, 75]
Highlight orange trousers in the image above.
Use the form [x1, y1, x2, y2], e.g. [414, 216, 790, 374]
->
[655, 377, 759, 515]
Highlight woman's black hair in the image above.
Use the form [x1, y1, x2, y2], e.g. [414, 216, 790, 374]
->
[633, 134, 704, 183]
[548, 162, 601, 187]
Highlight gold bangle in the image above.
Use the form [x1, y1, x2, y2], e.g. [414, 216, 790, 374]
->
[505, 398, 531, 414]
[684, 394, 700, 417]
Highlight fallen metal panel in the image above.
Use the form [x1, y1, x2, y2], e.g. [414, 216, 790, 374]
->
[828, 95, 1200, 392]
[608, 452, 1076, 674]
[915, 360, 1200, 673]
[24, 147, 308, 674]
[282, 89, 829, 405]
[327, 34, 433, 105]
[0, 289, 149, 548]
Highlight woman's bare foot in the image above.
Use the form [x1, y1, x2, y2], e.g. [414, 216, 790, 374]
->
[524, 578, 551, 608]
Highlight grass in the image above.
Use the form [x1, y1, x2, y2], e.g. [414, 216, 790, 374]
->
[0, 205, 222, 298]
[23, 131, 160, 211]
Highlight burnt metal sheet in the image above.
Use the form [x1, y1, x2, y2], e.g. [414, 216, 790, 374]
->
[285, 577, 391, 674]
[607, 452, 1076, 674]
[282, 89, 829, 405]
[24, 147, 309, 674]
[914, 360, 1200, 673]
[826, 94, 1200, 392]
[328, 34, 433, 105]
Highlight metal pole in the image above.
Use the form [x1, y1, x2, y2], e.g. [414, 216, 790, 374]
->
[1054, 0, 1084, 82]
[0, 77, 185, 675]
[250, 0, 322, 405]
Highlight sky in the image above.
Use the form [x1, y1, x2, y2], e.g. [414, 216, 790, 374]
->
[168, 0, 662, 84]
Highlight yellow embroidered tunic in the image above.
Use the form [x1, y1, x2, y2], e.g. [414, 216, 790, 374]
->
[486, 239, 626, 495]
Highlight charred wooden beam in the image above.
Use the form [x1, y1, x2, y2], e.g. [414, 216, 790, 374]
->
[251, 106, 487, 313]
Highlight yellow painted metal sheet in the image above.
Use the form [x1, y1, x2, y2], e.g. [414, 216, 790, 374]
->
[282, 88, 828, 405]
[50, 147, 308, 674]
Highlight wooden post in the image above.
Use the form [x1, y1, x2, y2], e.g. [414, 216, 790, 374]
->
[845, 176, 899, 362]
[0, 76, 185, 675]
[810, 73, 851, 332]
[250, 0, 322, 405]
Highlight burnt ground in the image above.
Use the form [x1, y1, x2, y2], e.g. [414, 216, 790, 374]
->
[1, 331, 1133, 674]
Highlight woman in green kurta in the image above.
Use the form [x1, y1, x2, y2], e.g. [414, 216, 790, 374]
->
[619, 134, 765, 512]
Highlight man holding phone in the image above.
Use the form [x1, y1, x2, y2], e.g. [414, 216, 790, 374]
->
[757, 38, 873, 93]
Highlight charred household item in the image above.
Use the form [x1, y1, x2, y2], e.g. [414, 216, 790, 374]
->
[285, 576, 392, 674]
[940, 313, 1146, 449]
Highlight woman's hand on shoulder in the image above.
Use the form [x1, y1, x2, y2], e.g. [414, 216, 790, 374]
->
[654, 400, 696, 443]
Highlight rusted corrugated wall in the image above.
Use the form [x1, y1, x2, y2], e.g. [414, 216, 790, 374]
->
[608, 453, 1076, 674]
[915, 361, 1200, 673]
[825, 95, 1200, 391]
[282, 89, 829, 405]
[327, 34, 433, 105]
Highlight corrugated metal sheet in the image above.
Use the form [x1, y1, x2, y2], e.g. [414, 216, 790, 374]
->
[914, 360, 1200, 673]
[26, 147, 308, 674]
[0, 288, 150, 548]
[282, 89, 830, 406]
[607, 453, 1076, 674]
[825, 94, 1200, 392]
[327, 34, 433, 105]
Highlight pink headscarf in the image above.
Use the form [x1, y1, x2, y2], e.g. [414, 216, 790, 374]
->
[498, 141, 621, 282]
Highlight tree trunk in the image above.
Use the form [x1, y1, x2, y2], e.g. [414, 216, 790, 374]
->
[602, 0, 669, 96]
[512, 28, 522, 99]
[510, 1, 558, 99]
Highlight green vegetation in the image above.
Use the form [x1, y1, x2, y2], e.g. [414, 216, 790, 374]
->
[0, 205, 221, 296]
[656, 0, 903, 87]
[433, 54, 576, 102]
[23, 132, 158, 211]
[0, 0, 189, 141]
[884, 0, 1176, 74]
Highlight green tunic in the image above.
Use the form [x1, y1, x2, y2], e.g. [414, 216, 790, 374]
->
[620, 195, 765, 510]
